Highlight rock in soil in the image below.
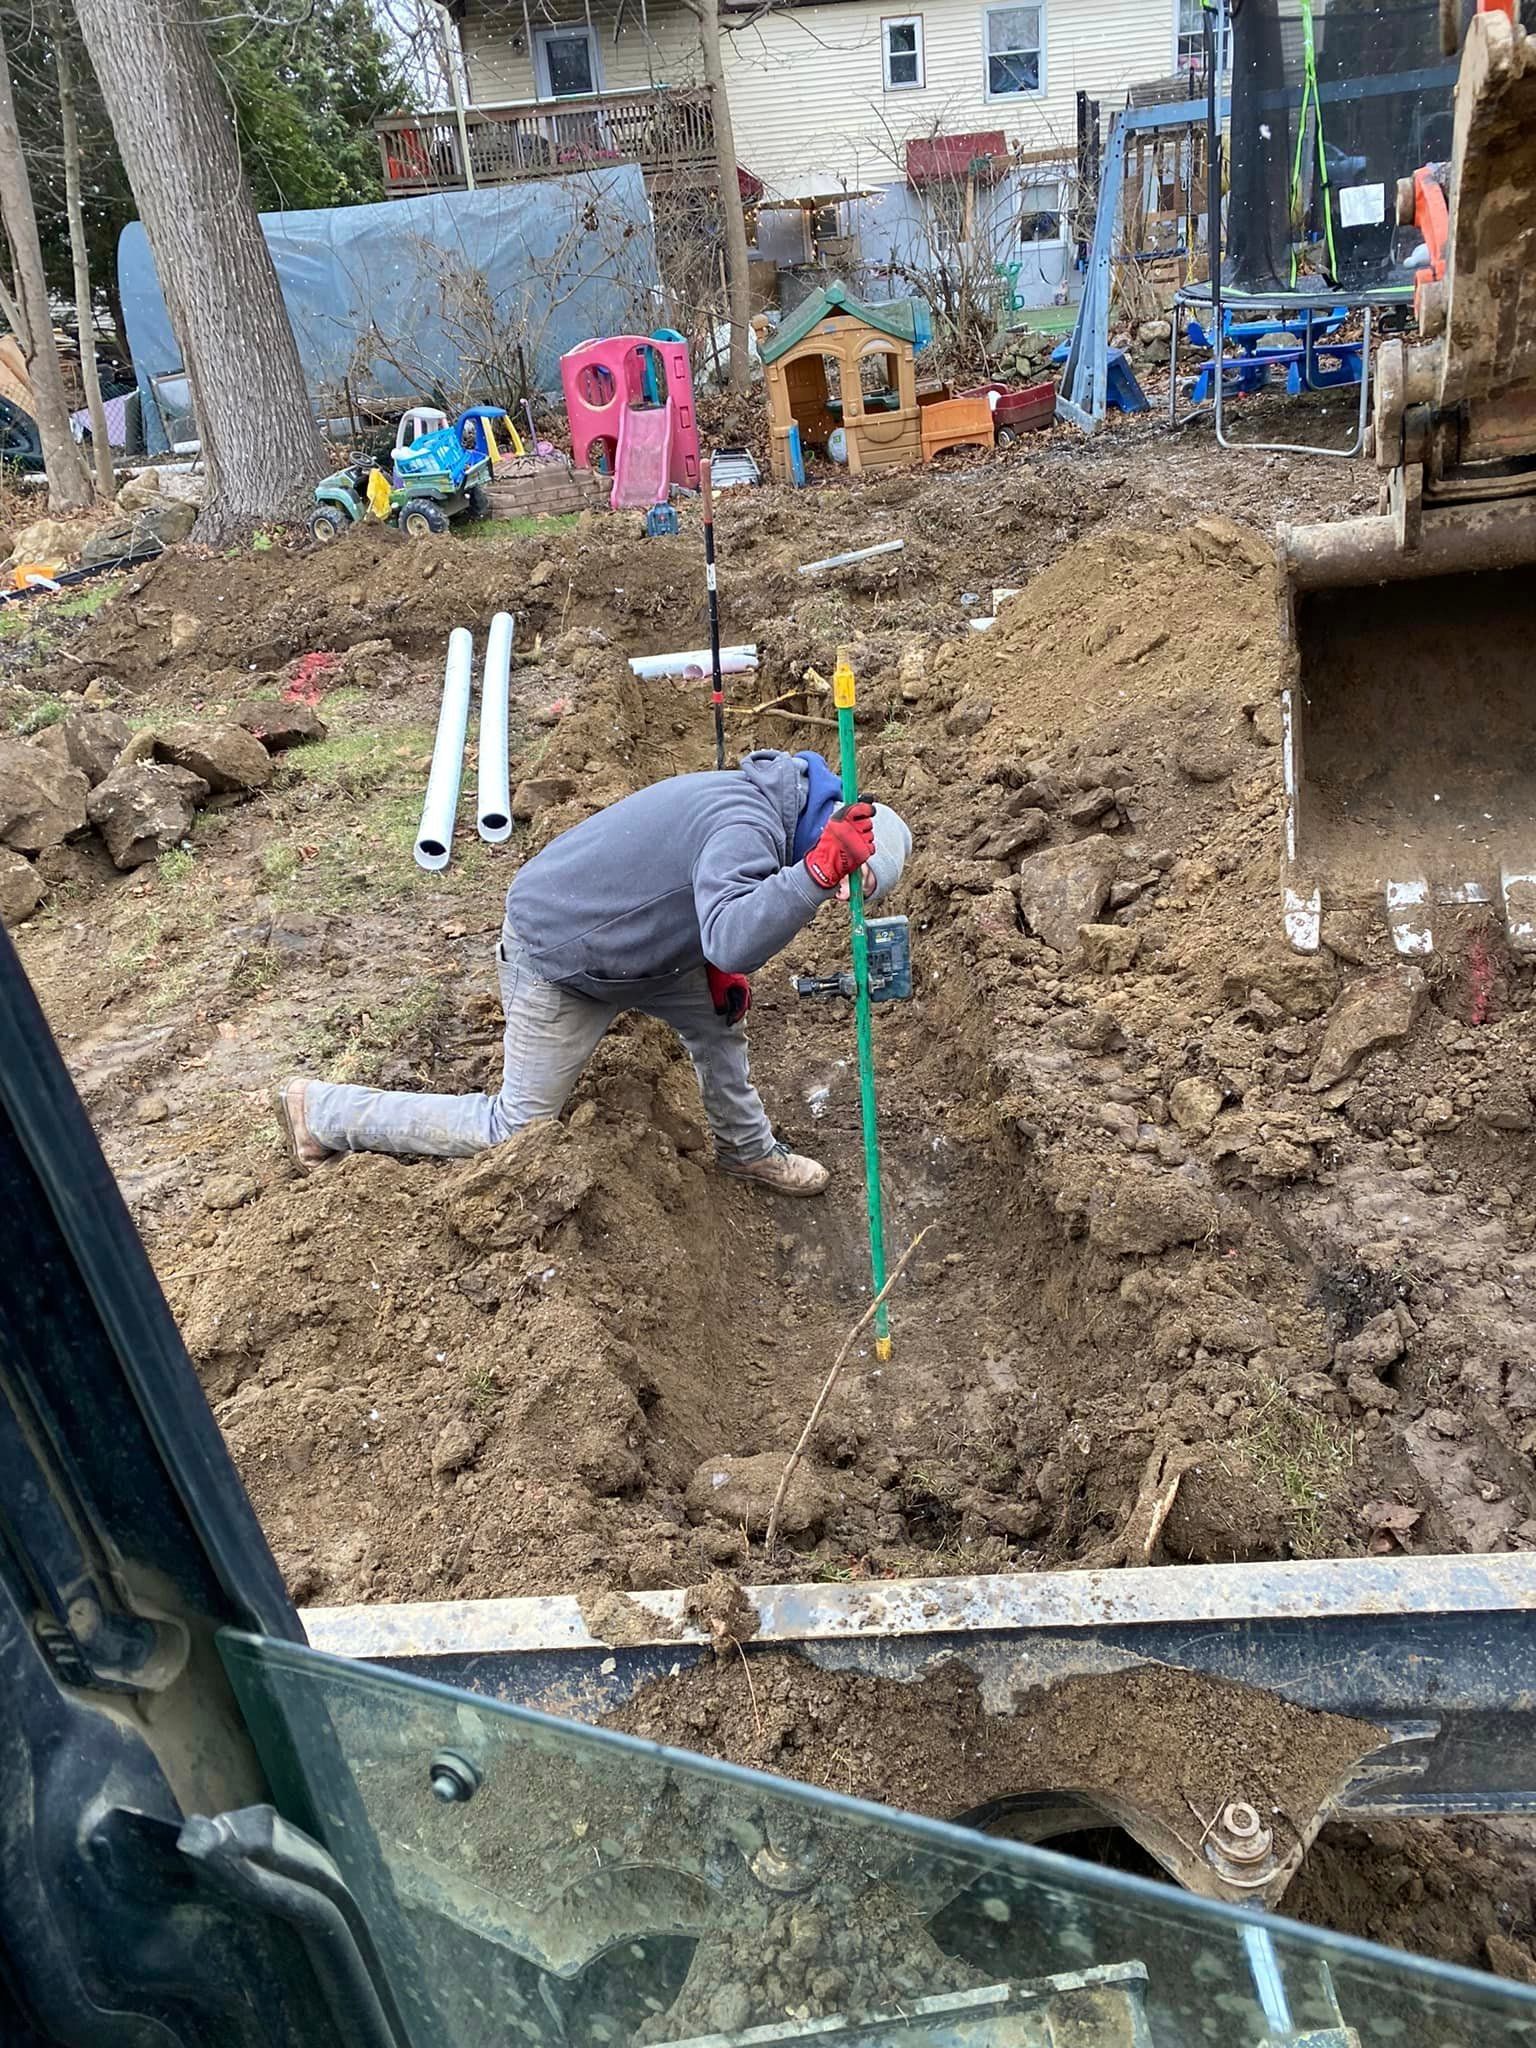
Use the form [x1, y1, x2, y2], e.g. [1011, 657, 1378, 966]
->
[86, 762, 205, 869]
[1077, 922, 1140, 973]
[1480, 1079, 1533, 1133]
[235, 698, 328, 750]
[33, 709, 131, 787]
[1310, 968, 1427, 1090]
[1059, 1157, 1220, 1256]
[0, 846, 44, 927]
[0, 738, 89, 855]
[685, 1453, 830, 1539]
[511, 774, 577, 821]
[153, 720, 274, 794]
[1015, 833, 1120, 952]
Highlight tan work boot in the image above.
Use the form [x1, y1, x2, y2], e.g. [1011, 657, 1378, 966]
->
[720, 1141, 829, 1197]
[275, 1076, 335, 1168]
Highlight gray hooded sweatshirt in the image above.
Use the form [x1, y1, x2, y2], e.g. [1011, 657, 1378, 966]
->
[507, 750, 891, 1002]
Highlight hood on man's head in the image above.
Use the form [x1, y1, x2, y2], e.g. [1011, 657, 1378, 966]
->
[866, 802, 911, 904]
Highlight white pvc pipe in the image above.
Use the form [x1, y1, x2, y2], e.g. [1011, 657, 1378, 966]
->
[797, 539, 905, 576]
[476, 611, 515, 842]
[415, 626, 474, 871]
[628, 644, 757, 680]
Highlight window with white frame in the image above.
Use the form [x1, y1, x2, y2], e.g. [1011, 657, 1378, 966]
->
[883, 15, 925, 88]
[1177, 0, 1228, 73]
[984, 3, 1042, 96]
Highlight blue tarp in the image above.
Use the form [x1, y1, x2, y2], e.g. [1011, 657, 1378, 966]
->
[118, 171, 662, 455]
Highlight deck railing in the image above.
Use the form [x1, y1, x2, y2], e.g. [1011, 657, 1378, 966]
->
[376, 88, 715, 195]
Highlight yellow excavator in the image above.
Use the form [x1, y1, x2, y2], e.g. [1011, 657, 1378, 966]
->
[1279, 0, 1536, 956]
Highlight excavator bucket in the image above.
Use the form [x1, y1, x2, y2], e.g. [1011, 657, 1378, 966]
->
[1277, 4, 1536, 956]
[1278, 541, 1536, 956]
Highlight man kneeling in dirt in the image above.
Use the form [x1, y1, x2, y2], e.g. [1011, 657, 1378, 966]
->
[278, 749, 910, 1196]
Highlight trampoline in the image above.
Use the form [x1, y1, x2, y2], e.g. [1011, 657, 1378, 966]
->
[1168, 0, 1455, 456]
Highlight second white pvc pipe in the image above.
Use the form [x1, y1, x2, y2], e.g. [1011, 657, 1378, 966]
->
[414, 626, 474, 870]
[628, 644, 758, 680]
[477, 611, 515, 841]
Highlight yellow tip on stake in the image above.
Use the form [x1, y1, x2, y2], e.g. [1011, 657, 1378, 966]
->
[832, 658, 856, 711]
[875, 1334, 892, 1362]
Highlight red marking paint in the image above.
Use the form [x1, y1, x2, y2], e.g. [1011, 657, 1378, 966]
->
[283, 649, 340, 706]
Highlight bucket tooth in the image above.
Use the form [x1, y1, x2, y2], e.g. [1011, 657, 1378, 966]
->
[1284, 883, 1321, 953]
[1386, 878, 1434, 956]
[1501, 865, 1536, 957]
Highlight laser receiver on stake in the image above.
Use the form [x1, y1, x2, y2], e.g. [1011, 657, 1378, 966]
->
[792, 916, 912, 1004]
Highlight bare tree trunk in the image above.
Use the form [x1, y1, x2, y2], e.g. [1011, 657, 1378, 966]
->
[50, 0, 114, 501]
[694, 0, 752, 394]
[71, 0, 325, 538]
[0, 17, 91, 513]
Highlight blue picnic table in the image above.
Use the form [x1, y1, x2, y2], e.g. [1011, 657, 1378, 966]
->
[1184, 307, 1362, 404]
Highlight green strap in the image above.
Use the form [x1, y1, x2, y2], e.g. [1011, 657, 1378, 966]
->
[1289, 0, 1338, 283]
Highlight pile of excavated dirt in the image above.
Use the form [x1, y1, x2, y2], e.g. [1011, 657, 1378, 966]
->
[146, 512, 1536, 1609]
[11, 439, 1536, 1979]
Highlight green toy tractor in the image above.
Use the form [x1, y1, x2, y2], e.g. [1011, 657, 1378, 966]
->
[309, 407, 516, 544]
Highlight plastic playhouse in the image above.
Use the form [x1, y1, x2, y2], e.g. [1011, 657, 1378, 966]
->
[761, 284, 925, 481]
[760, 281, 996, 480]
[560, 334, 701, 511]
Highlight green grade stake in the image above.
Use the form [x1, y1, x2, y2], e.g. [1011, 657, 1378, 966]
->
[832, 652, 892, 1359]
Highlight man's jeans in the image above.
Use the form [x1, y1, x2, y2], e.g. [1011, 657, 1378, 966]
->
[303, 915, 777, 1163]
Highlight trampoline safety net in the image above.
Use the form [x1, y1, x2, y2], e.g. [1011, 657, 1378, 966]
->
[1224, 0, 1462, 293]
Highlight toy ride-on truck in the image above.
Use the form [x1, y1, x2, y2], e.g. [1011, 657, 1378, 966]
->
[309, 406, 519, 543]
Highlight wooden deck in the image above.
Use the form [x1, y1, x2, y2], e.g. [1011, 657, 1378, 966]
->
[376, 88, 714, 196]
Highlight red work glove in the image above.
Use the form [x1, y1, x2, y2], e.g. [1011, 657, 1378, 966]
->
[706, 965, 751, 1026]
[804, 799, 876, 891]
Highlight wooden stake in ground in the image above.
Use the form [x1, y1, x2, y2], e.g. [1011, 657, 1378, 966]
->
[0, 15, 90, 513]
[763, 1228, 929, 1559]
[50, 0, 114, 501]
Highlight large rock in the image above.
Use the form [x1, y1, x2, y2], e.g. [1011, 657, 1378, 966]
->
[235, 698, 328, 751]
[33, 709, 131, 787]
[511, 774, 577, 821]
[86, 763, 205, 869]
[155, 720, 273, 793]
[0, 737, 89, 854]
[6, 517, 86, 568]
[1310, 968, 1427, 1091]
[1480, 1079, 1533, 1133]
[142, 499, 197, 546]
[0, 847, 43, 928]
[1015, 833, 1120, 952]
[1064, 1164, 1220, 1256]
[684, 1451, 830, 1539]
[1169, 1075, 1224, 1137]
[115, 469, 162, 515]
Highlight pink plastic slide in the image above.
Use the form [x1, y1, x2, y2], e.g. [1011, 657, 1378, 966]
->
[560, 336, 701, 511]
[610, 398, 674, 510]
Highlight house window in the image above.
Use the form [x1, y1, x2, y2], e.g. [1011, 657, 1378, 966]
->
[984, 3, 1042, 96]
[1177, 0, 1228, 73]
[883, 15, 925, 89]
[535, 24, 599, 98]
[1019, 176, 1064, 241]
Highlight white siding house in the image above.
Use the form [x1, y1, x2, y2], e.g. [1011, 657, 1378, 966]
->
[376, 0, 1196, 306]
